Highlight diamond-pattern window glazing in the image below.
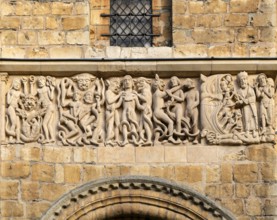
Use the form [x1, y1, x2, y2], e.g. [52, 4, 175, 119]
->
[110, 0, 153, 47]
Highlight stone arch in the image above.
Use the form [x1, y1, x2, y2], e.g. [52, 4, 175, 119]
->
[41, 176, 235, 220]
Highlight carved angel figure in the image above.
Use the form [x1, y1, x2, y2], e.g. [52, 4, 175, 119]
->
[57, 73, 105, 146]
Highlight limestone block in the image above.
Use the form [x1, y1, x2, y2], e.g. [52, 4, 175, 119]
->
[172, 0, 187, 14]
[205, 0, 227, 13]
[1, 161, 30, 178]
[189, 1, 205, 14]
[147, 47, 173, 58]
[2, 47, 25, 58]
[234, 163, 258, 183]
[0, 145, 16, 161]
[32, 163, 55, 182]
[73, 147, 97, 163]
[83, 165, 104, 182]
[175, 165, 203, 183]
[20, 146, 41, 161]
[15, 1, 32, 15]
[260, 28, 276, 43]
[247, 145, 277, 162]
[0, 17, 20, 29]
[66, 31, 89, 45]
[173, 30, 194, 44]
[98, 146, 135, 163]
[1, 201, 24, 217]
[237, 28, 258, 43]
[196, 15, 222, 28]
[187, 146, 218, 163]
[250, 44, 276, 57]
[43, 147, 72, 163]
[18, 31, 37, 45]
[164, 146, 187, 163]
[210, 28, 235, 43]
[38, 31, 66, 45]
[221, 198, 244, 215]
[25, 47, 49, 58]
[136, 147, 164, 163]
[261, 162, 277, 181]
[246, 198, 262, 215]
[55, 164, 64, 183]
[209, 45, 231, 57]
[173, 44, 208, 57]
[26, 202, 51, 218]
[75, 2, 89, 15]
[105, 165, 121, 176]
[49, 46, 83, 58]
[220, 184, 234, 197]
[236, 184, 251, 198]
[40, 183, 67, 201]
[1, 31, 17, 45]
[61, 16, 88, 31]
[174, 15, 195, 29]
[33, 2, 51, 15]
[150, 166, 174, 180]
[206, 165, 220, 183]
[221, 163, 233, 183]
[0, 181, 18, 199]
[230, 0, 259, 13]
[192, 28, 211, 43]
[21, 17, 44, 30]
[1, 1, 14, 16]
[21, 181, 40, 201]
[252, 13, 275, 27]
[91, 9, 109, 25]
[64, 164, 81, 183]
[52, 2, 73, 15]
[254, 184, 270, 197]
[225, 14, 249, 27]
[233, 43, 249, 57]
[45, 17, 59, 30]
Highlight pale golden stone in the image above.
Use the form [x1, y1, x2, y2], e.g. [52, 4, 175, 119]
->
[232, 43, 249, 56]
[67, 31, 89, 45]
[254, 184, 270, 197]
[230, 0, 259, 13]
[260, 28, 276, 43]
[75, 2, 89, 15]
[26, 47, 49, 58]
[1, 2, 14, 16]
[62, 16, 88, 30]
[1, 201, 24, 217]
[2, 47, 25, 58]
[206, 165, 220, 183]
[38, 31, 66, 45]
[135, 147, 164, 163]
[83, 165, 104, 182]
[0, 181, 18, 199]
[247, 145, 277, 162]
[173, 44, 208, 57]
[189, 1, 204, 14]
[220, 184, 234, 197]
[225, 14, 249, 27]
[164, 146, 187, 163]
[250, 44, 276, 57]
[221, 198, 244, 215]
[21, 181, 40, 201]
[33, 2, 51, 15]
[237, 28, 258, 43]
[18, 31, 37, 45]
[91, 9, 109, 25]
[49, 46, 83, 58]
[234, 163, 258, 183]
[105, 165, 121, 177]
[15, 1, 32, 15]
[172, 0, 187, 14]
[209, 45, 231, 57]
[175, 165, 203, 183]
[252, 13, 275, 27]
[205, 0, 227, 13]
[1, 161, 30, 178]
[173, 30, 194, 44]
[32, 163, 55, 182]
[246, 198, 262, 215]
[52, 2, 73, 15]
[196, 15, 222, 28]
[41, 183, 66, 201]
[26, 202, 51, 218]
[73, 147, 97, 163]
[0, 17, 20, 29]
[174, 15, 195, 29]
[45, 17, 59, 30]
[64, 164, 81, 183]
[1, 31, 17, 45]
[43, 146, 71, 163]
[261, 162, 277, 181]
[1, 145, 16, 161]
[55, 164, 64, 183]
[236, 184, 250, 198]
[21, 17, 44, 30]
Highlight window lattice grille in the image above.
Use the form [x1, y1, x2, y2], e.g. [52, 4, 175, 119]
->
[110, 0, 153, 47]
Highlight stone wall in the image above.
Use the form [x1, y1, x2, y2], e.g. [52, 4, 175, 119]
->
[0, 0, 276, 58]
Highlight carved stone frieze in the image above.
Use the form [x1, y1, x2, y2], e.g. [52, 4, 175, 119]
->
[4, 72, 276, 146]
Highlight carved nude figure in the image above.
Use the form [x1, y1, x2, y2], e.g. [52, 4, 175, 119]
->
[105, 79, 122, 146]
[6, 79, 22, 143]
[136, 77, 153, 146]
[120, 75, 144, 146]
[236, 71, 258, 139]
[152, 74, 175, 144]
[183, 79, 200, 144]
[37, 76, 55, 144]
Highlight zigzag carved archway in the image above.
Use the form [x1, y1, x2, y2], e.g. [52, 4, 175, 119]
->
[41, 176, 236, 220]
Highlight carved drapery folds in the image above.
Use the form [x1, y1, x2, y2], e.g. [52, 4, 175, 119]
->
[5, 72, 276, 146]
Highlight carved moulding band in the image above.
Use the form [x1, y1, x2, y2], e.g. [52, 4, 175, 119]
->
[41, 176, 236, 220]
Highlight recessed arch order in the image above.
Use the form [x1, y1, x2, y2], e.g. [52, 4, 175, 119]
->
[41, 176, 236, 220]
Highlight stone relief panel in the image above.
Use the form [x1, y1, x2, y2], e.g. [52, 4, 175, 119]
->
[4, 72, 276, 146]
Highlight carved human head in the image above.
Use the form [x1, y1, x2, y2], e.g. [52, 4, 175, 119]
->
[37, 76, 46, 88]
[73, 73, 96, 91]
[153, 74, 165, 91]
[257, 73, 267, 87]
[106, 79, 120, 94]
[237, 71, 248, 89]
[170, 76, 180, 87]
[122, 75, 133, 90]
[72, 91, 80, 101]
[136, 77, 151, 91]
[22, 95, 37, 111]
[83, 91, 94, 104]
[267, 78, 274, 88]
[184, 78, 195, 89]
[12, 79, 21, 91]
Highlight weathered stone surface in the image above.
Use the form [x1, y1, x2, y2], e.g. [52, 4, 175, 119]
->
[221, 198, 244, 215]
[0, 17, 20, 30]
[18, 31, 38, 45]
[175, 165, 203, 183]
[62, 16, 88, 30]
[83, 165, 105, 182]
[43, 147, 72, 163]
[236, 184, 250, 198]
[21, 181, 40, 201]
[0, 181, 18, 199]
[41, 183, 67, 201]
[1, 162, 30, 178]
[234, 164, 258, 183]
[246, 198, 262, 215]
[64, 164, 81, 183]
[1, 201, 24, 217]
[38, 31, 66, 45]
[0, 145, 16, 161]
[164, 146, 187, 163]
[21, 17, 44, 30]
[261, 162, 277, 181]
[136, 147, 164, 163]
[49, 46, 83, 58]
[221, 163, 233, 183]
[52, 2, 73, 15]
[20, 146, 41, 161]
[66, 31, 89, 45]
[32, 163, 55, 182]
[26, 202, 51, 218]
[230, 0, 259, 13]
[225, 14, 249, 27]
